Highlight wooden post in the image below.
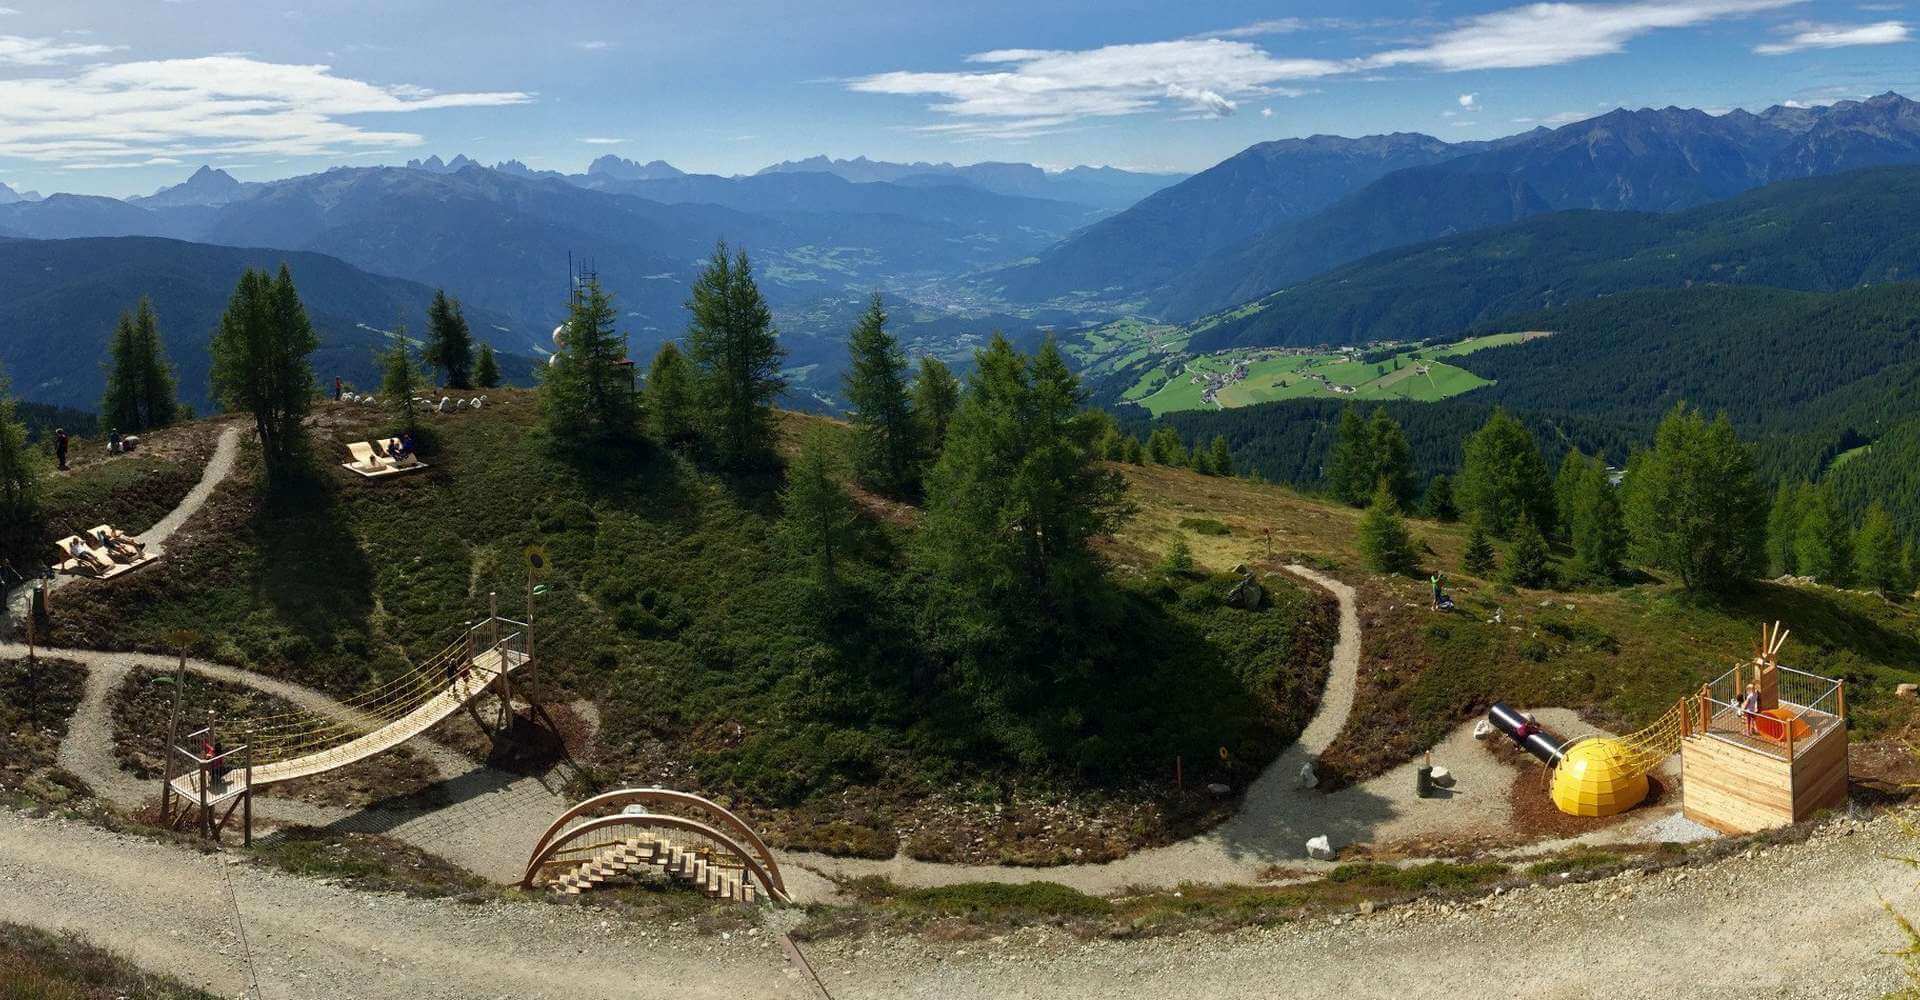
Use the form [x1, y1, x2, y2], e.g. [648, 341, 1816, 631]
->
[1785, 712, 1795, 759]
[242, 731, 253, 847]
[1698, 684, 1712, 733]
[1175, 755, 1183, 790]
[161, 645, 186, 822]
[24, 589, 34, 663]
[1836, 679, 1846, 722]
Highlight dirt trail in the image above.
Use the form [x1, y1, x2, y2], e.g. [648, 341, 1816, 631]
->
[136, 424, 241, 554]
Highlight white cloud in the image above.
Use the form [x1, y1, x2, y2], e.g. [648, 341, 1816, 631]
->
[0, 7, 20, 14]
[1458, 92, 1478, 108]
[0, 55, 532, 165]
[1754, 19, 1910, 53]
[1368, 0, 1802, 71]
[1260, 106, 1274, 117]
[579, 136, 626, 144]
[0, 32, 122, 65]
[849, 39, 1338, 138]
[573, 40, 612, 50]
[1511, 110, 1596, 125]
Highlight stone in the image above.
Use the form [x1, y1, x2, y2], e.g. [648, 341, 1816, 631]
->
[1297, 762, 1318, 789]
[1430, 766, 1455, 788]
[1472, 719, 1494, 740]
[1226, 577, 1265, 610]
[1306, 835, 1334, 860]
[1206, 782, 1231, 796]
[1899, 683, 1919, 699]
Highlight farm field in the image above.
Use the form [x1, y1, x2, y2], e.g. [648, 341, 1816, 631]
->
[1131, 332, 1542, 416]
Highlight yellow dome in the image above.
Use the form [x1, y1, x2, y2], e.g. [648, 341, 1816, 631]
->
[1550, 737, 1649, 817]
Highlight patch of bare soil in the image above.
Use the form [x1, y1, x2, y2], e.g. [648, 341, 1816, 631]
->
[108, 667, 442, 809]
[1491, 735, 1666, 839]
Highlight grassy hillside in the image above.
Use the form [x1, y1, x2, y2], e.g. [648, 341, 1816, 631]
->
[43, 396, 1337, 861]
[1190, 165, 1920, 353]
[1125, 333, 1526, 417]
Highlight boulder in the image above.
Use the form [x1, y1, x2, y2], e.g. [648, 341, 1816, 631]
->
[1226, 577, 1265, 610]
[1206, 782, 1231, 796]
[1431, 766, 1455, 788]
[1306, 835, 1335, 860]
[1899, 683, 1919, 700]
[1472, 719, 1494, 740]
[1297, 762, 1318, 790]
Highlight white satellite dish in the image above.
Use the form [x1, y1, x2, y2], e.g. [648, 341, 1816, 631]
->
[548, 352, 560, 367]
[551, 323, 568, 349]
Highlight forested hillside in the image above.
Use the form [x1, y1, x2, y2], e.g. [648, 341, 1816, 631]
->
[1190, 166, 1920, 352]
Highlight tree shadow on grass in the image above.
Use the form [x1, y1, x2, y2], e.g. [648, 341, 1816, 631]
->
[248, 469, 376, 678]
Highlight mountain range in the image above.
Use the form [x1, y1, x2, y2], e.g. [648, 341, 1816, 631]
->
[1001, 92, 1920, 319]
[757, 156, 1185, 210]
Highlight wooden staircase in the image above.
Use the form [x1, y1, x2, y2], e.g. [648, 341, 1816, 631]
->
[548, 836, 761, 904]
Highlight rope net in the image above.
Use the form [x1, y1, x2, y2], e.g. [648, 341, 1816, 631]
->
[1611, 701, 1687, 778]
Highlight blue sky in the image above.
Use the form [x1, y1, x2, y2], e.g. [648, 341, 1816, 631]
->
[1, 0, 1915, 196]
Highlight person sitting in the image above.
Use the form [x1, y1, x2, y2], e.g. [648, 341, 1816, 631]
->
[90, 527, 144, 561]
[59, 538, 110, 575]
[396, 431, 416, 459]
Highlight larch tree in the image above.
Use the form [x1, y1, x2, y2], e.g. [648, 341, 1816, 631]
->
[1207, 435, 1233, 478]
[1621, 404, 1766, 591]
[1461, 516, 1498, 576]
[1766, 481, 1807, 576]
[1367, 408, 1415, 507]
[1567, 459, 1626, 584]
[100, 310, 143, 434]
[843, 293, 920, 498]
[0, 368, 44, 563]
[1423, 473, 1458, 522]
[685, 243, 786, 468]
[1793, 484, 1853, 585]
[379, 323, 426, 432]
[1502, 516, 1555, 589]
[911, 355, 960, 462]
[542, 275, 639, 441]
[1147, 426, 1186, 466]
[1358, 479, 1416, 574]
[1325, 407, 1375, 506]
[209, 265, 318, 477]
[422, 289, 474, 389]
[1854, 503, 1904, 594]
[645, 341, 697, 446]
[779, 427, 857, 592]
[1458, 407, 1554, 538]
[473, 343, 502, 389]
[101, 297, 178, 433]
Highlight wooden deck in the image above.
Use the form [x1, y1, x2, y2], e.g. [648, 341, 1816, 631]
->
[1681, 710, 1849, 835]
[169, 646, 526, 800]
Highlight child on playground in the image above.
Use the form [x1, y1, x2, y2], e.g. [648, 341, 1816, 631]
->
[1740, 682, 1762, 734]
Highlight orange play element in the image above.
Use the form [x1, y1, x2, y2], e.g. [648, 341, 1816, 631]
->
[1746, 707, 1811, 744]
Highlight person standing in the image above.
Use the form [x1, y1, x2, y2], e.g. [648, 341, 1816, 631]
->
[1430, 571, 1443, 610]
[53, 428, 68, 471]
[333, 376, 343, 401]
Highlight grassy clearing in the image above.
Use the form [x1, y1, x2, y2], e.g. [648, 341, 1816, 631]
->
[0, 922, 218, 1000]
[245, 827, 493, 899]
[44, 397, 1337, 862]
[1129, 333, 1529, 416]
[0, 657, 86, 806]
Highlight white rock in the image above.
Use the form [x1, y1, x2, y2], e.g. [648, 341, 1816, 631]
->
[1206, 782, 1231, 796]
[1306, 835, 1335, 860]
[1297, 762, 1318, 790]
[1898, 683, 1918, 699]
[1472, 719, 1494, 740]
[1430, 766, 1454, 788]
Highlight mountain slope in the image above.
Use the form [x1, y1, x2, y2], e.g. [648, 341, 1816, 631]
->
[0, 236, 526, 412]
[757, 156, 1183, 209]
[1188, 165, 1920, 352]
[129, 166, 252, 209]
[993, 133, 1465, 303]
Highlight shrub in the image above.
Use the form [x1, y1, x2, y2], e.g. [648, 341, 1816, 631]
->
[1179, 517, 1230, 536]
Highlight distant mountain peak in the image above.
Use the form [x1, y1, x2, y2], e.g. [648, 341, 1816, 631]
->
[586, 155, 685, 180]
[131, 164, 247, 208]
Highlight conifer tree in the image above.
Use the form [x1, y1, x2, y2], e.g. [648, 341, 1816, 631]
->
[473, 343, 502, 389]
[843, 293, 919, 497]
[1621, 404, 1766, 591]
[1458, 407, 1554, 537]
[379, 324, 426, 432]
[101, 310, 143, 434]
[1121, 435, 1145, 464]
[1903, 540, 1920, 596]
[422, 289, 474, 388]
[1208, 435, 1233, 478]
[685, 242, 786, 467]
[779, 427, 856, 591]
[1568, 461, 1626, 584]
[1502, 516, 1555, 589]
[1326, 407, 1375, 506]
[131, 298, 178, 429]
[1554, 450, 1598, 540]
[1767, 481, 1806, 576]
[1423, 473, 1458, 522]
[1793, 484, 1853, 585]
[1189, 445, 1216, 475]
[543, 275, 639, 441]
[101, 298, 178, 433]
[1855, 502, 1903, 594]
[0, 369, 44, 563]
[1367, 408, 1415, 507]
[1462, 517, 1497, 576]
[645, 341, 696, 445]
[1159, 536, 1195, 577]
[1147, 426, 1186, 466]
[911, 356, 960, 461]
[1358, 479, 1416, 574]
[210, 265, 318, 477]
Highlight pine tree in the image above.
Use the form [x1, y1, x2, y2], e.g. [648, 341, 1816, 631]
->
[1794, 484, 1853, 585]
[1554, 450, 1597, 541]
[1189, 445, 1216, 475]
[1462, 517, 1497, 576]
[1568, 461, 1626, 584]
[473, 343, 502, 389]
[685, 242, 786, 467]
[209, 265, 318, 477]
[0, 369, 44, 563]
[1458, 407, 1554, 537]
[1367, 408, 1415, 507]
[1147, 426, 1187, 466]
[422, 289, 474, 388]
[379, 324, 426, 432]
[1326, 407, 1375, 506]
[911, 356, 960, 461]
[1358, 479, 1417, 574]
[1766, 480, 1806, 576]
[100, 298, 178, 433]
[779, 427, 856, 591]
[1903, 540, 1920, 596]
[100, 310, 143, 434]
[542, 275, 639, 441]
[1621, 404, 1766, 591]
[1122, 435, 1145, 464]
[1855, 502, 1903, 594]
[1208, 436, 1233, 478]
[1502, 516, 1555, 589]
[130, 298, 178, 429]
[1423, 473, 1458, 521]
[1159, 536, 1195, 576]
[645, 341, 696, 445]
[843, 293, 920, 498]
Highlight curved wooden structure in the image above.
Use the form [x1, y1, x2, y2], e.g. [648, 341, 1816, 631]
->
[520, 788, 789, 904]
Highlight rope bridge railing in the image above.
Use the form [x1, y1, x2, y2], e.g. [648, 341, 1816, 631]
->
[1611, 700, 1688, 778]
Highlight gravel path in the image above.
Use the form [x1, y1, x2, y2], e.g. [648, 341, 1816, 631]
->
[815, 814, 1910, 999]
[0, 809, 806, 1000]
[136, 425, 242, 555]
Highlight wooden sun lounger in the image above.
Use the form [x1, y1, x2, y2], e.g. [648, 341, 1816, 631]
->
[88, 524, 146, 563]
[341, 439, 428, 479]
[53, 532, 156, 580]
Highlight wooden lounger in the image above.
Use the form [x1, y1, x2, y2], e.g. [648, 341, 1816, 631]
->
[341, 439, 428, 479]
[53, 533, 154, 580]
[88, 524, 146, 563]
